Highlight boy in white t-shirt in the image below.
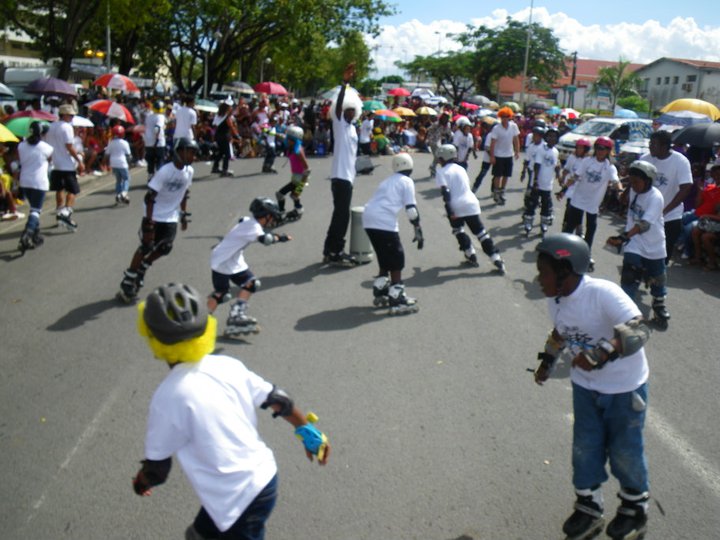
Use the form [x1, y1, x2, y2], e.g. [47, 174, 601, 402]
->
[606, 161, 670, 328]
[523, 127, 560, 237]
[207, 197, 291, 337]
[132, 283, 329, 540]
[534, 233, 652, 540]
[104, 125, 132, 204]
[436, 144, 505, 273]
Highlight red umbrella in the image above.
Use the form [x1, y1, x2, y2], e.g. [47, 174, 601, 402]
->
[253, 82, 288, 95]
[4, 109, 58, 121]
[87, 100, 135, 123]
[460, 101, 479, 111]
[93, 73, 140, 93]
[387, 87, 410, 97]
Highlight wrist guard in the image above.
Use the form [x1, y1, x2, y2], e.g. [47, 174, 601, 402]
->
[295, 422, 328, 460]
[141, 218, 155, 233]
[180, 211, 191, 225]
[276, 233, 289, 243]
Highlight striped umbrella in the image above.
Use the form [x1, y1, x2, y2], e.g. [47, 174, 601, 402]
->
[87, 100, 135, 123]
[93, 73, 140, 93]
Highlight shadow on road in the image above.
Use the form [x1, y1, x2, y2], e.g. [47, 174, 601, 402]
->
[294, 305, 384, 331]
[406, 264, 500, 287]
[47, 298, 120, 331]
[260, 262, 332, 290]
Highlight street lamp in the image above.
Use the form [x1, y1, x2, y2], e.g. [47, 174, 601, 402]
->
[434, 31, 442, 54]
[519, 0, 535, 112]
[260, 57, 271, 82]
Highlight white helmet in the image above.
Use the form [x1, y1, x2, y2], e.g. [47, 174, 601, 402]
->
[456, 116, 471, 127]
[436, 144, 457, 161]
[392, 153, 414, 174]
[287, 125, 304, 140]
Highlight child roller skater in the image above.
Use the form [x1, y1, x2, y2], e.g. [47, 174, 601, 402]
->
[435, 144, 506, 274]
[275, 125, 310, 223]
[606, 161, 670, 329]
[523, 127, 559, 238]
[208, 197, 291, 336]
[116, 138, 197, 303]
[534, 233, 653, 540]
[132, 283, 329, 540]
[104, 125, 132, 205]
[362, 153, 423, 315]
[558, 138, 592, 236]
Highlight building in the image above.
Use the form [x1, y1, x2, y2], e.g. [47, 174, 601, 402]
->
[634, 57, 720, 111]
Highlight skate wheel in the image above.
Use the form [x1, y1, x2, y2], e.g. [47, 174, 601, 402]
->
[116, 291, 135, 304]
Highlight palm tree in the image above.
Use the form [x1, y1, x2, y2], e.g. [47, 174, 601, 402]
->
[593, 59, 641, 112]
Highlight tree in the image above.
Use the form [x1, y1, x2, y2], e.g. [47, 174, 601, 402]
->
[456, 18, 567, 98]
[399, 51, 476, 104]
[592, 59, 641, 112]
[617, 95, 650, 115]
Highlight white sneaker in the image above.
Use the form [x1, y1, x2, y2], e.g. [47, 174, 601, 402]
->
[136, 159, 147, 167]
[92, 170, 103, 176]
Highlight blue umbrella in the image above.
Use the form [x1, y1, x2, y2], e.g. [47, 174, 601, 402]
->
[656, 110, 712, 127]
[614, 108, 638, 118]
[547, 106, 561, 115]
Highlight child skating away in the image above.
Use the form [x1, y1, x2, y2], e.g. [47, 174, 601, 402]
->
[104, 125, 132, 205]
[523, 127, 560, 238]
[435, 143, 506, 274]
[208, 197, 291, 337]
[275, 125, 310, 222]
[362, 153, 424, 315]
[557, 138, 592, 236]
[520, 119, 545, 183]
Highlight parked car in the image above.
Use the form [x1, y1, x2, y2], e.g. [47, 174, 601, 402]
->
[557, 117, 653, 162]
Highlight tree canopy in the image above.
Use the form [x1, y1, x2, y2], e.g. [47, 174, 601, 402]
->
[592, 59, 641, 112]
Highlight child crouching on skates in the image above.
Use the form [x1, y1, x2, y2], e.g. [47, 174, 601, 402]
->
[208, 197, 291, 336]
[275, 125, 310, 222]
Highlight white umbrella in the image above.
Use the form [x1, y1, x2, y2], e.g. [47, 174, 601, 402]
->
[0, 82, 14, 98]
[72, 115, 94, 128]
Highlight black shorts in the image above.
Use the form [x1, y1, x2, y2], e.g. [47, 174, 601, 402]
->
[211, 269, 255, 294]
[491, 156, 513, 178]
[141, 221, 177, 251]
[50, 170, 80, 194]
[365, 228, 404, 271]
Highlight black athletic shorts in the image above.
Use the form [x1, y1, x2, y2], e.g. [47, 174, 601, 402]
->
[491, 156, 513, 178]
[365, 228, 404, 272]
[50, 170, 80, 194]
[211, 269, 255, 294]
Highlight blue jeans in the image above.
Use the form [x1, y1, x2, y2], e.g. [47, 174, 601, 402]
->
[113, 167, 130, 194]
[193, 474, 278, 540]
[572, 383, 649, 493]
[678, 211, 699, 257]
[621, 252, 667, 300]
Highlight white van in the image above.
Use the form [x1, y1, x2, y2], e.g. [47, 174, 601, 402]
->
[557, 117, 653, 161]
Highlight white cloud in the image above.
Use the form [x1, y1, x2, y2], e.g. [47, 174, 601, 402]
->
[367, 8, 720, 77]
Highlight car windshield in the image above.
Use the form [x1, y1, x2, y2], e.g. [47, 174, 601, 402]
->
[571, 121, 617, 136]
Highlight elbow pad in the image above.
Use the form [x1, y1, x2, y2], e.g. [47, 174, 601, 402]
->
[405, 205, 419, 225]
[441, 187, 451, 204]
[259, 233, 275, 246]
[636, 220, 651, 233]
[261, 385, 294, 418]
[614, 317, 650, 356]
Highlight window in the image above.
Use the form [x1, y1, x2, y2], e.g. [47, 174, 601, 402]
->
[673, 76, 679, 84]
[687, 75, 697, 82]
[656, 77, 661, 85]
[664, 77, 670, 84]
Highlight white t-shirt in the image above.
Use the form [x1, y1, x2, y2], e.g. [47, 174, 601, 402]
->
[570, 157, 618, 214]
[525, 140, 544, 167]
[143, 112, 167, 147]
[548, 276, 648, 394]
[640, 150, 692, 222]
[331, 115, 358, 183]
[144, 354, 276, 532]
[452, 130, 474, 163]
[624, 186, 666, 260]
[359, 119, 374, 144]
[524, 132, 534, 154]
[18, 140, 53, 191]
[436, 162, 480, 218]
[147, 162, 194, 222]
[481, 131, 495, 163]
[211, 217, 264, 275]
[106, 138, 131, 169]
[490, 121, 520, 157]
[46, 120, 77, 171]
[363, 172, 417, 232]
[174, 105, 197, 140]
[563, 154, 588, 199]
[533, 144, 559, 191]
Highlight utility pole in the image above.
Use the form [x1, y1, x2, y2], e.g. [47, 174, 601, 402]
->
[519, 0, 534, 113]
[569, 51, 578, 108]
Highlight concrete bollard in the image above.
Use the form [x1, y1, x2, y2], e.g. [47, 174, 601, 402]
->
[349, 206, 374, 264]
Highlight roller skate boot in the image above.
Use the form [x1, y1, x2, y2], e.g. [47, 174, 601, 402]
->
[31, 231, 44, 247]
[497, 189, 507, 206]
[56, 207, 78, 231]
[224, 301, 260, 336]
[388, 283, 418, 315]
[372, 276, 390, 307]
[116, 270, 140, 304]
[563, 489, 604, 540]
[492, 254, 506, 275]
[324, 251, 360, 267]
[464, 251, 479, 267]
[284, 207, 303, 221]
[523, 215, 533, 237]
[605, 490, 648, 540]
[651, 296, 670, 330]
[17, 231, 34, 255]
[275, 191, 286, 212]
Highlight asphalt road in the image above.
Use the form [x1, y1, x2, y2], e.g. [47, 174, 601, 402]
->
[1, 150, 719, 539]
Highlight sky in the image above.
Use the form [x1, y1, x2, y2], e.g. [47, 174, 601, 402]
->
[366, 1, 720, 77]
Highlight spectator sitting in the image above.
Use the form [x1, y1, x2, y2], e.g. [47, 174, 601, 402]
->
[372, 126, 392, 155]
[313, 121, 331, 156]
[679, 164, 720, 259]
[690, 208, 720, 271]
[1, 142, 24, 220]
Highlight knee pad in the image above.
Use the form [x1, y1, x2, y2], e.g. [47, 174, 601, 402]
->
[210, 291, 232, 305]
[647, 271, 667, 289]
[242, 278, 261, 293]
[155, 240, 173, 256]
[453, 230, 472, 251]
[620, 263, 643, 288]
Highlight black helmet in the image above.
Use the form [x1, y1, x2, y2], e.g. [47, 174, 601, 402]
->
[532, 126, 546, 135]
[249, 197, 281, 220]
[533, 119, 547, 128]
[536, 233, 590, 275]
[143, 283, 208, 344]
[174, 137, 200, 152]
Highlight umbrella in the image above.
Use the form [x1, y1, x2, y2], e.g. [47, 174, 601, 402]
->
[0, 83, 14, 98]
[393, 107, 416, 117]
[486, 101, 499, 110]
[25, 77, 77, 98]
[580, 113, 596, 120]
[452, 114, 469, 123]
[411, 88, 434, 98]
[362, 100, 384, 112]
[195, 99, 219, 113]
[387, 87, 410, 97]
[529, 100, 547, 110]
[547, 106, 561, 115]
[656, 110, 712, 127]
[502, 101, 520, 112]
[92, 73, 139, 93]
[374, 109, 401, 122]
[227, 81, 255, 95]
[87, 100, 135, 123]
[615, 108, 638, 119]
[660, 98, 720, 121]
[477, 108, 495, 117]
[72, 115, 94, 128]
[253, 81, 288, 95]
[466, 94, 490, 105]
[416, 106, 438, 116]
[671, 123, 720, 148]
[3, 117, 50, 138]
[0, 123, 20, 143]
[460, 101, 479, 111]
[4, 109, 57, 121]
[561, 108, 580, 120]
